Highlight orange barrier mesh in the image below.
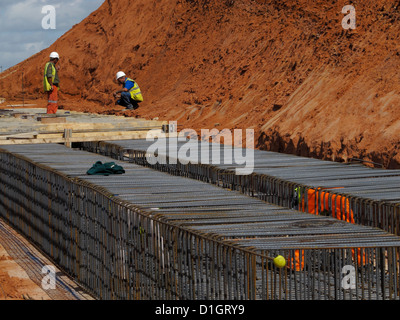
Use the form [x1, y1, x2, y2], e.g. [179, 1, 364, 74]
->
[292, 188, 365, 271]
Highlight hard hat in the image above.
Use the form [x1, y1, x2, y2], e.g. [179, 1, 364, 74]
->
[49, 52, 59, 59]
[116, 71, 126, 80]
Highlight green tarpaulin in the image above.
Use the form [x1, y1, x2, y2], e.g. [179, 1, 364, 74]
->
[86, 161, 125, 176]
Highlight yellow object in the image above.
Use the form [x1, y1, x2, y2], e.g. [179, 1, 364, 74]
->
[43, 61, 56, 92]
[126, 77, 144, 102]
[273, 255, 286, 268]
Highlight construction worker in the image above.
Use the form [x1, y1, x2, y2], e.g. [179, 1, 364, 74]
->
[113, 71, 143, 111]
[43, 52, 60, 114]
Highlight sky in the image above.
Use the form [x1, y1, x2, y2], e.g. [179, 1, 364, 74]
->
[0, 0, 104, 71]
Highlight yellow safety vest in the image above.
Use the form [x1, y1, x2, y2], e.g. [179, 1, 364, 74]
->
[43, 62, 56, 92]
[126, 78, 143, 102]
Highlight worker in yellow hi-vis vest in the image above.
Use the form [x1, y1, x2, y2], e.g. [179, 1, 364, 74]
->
[113, 71, 143, 111]
[43, 52, 60, 114]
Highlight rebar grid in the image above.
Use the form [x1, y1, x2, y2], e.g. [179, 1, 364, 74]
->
[0, 145, 400, 300]
[81, 139, 400, 237]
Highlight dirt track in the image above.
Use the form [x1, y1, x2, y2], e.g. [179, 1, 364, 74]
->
[0, 240, 51, 300]
[0, 218, 93, 300]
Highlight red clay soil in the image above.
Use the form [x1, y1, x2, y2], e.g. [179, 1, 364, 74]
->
[0, 243, 51, 300]
[1, 0, 400, 167]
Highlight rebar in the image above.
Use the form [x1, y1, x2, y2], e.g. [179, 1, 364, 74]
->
[81, 139, 400, 237]
[1, 144, 400, 300]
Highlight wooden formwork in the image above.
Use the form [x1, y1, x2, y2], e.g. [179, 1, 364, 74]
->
[0, 108, 168, 146]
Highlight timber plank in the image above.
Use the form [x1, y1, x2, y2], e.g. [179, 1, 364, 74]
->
[0, 129, 164, 145]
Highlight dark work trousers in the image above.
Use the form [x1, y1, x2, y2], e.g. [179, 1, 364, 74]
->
[117, 92, 140, 110]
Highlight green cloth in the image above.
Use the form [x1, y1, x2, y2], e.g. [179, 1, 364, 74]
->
[86, 161, 125, 176]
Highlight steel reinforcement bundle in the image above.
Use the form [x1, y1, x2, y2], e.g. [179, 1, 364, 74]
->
[1, 144, 400, 300]
[81, 139, 400, 237]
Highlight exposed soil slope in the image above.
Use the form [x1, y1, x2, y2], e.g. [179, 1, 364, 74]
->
[1, 0, 400, 167]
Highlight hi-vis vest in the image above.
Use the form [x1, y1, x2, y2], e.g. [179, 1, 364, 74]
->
[126, 78, 143, 102]
[43, 62, 57, 92]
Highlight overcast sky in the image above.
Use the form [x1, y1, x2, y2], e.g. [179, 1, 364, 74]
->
[0, 0, 104, 71]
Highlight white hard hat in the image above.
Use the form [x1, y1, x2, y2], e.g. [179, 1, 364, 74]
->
[49, 52, 59, 59]
[116, 71, 126, 80]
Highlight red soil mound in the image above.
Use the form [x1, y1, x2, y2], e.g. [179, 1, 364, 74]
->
[1, 0, 400, 167]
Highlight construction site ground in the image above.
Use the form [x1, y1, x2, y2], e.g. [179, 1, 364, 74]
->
[0, 228, 52, 300]
[0, 218, 94, 300]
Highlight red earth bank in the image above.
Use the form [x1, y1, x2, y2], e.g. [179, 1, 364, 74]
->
[1, 0, 400, 167]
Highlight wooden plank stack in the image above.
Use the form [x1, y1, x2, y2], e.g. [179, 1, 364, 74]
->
[0, 108, 167, 146]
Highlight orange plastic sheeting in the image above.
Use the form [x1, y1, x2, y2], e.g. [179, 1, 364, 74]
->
[300, 188, 354, 223]
[292, 188, 364, 271]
